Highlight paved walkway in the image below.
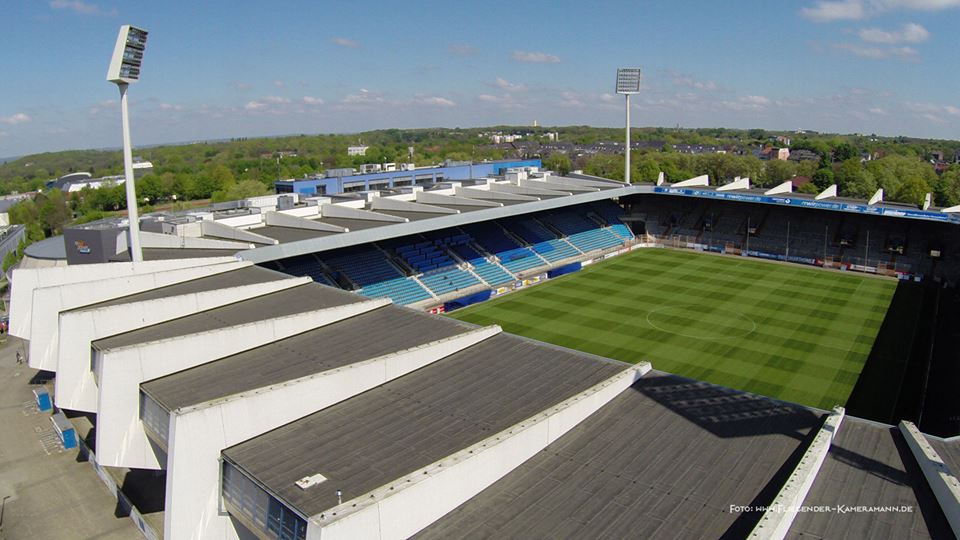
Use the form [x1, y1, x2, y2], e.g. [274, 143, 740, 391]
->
[0, 336, 140, 539]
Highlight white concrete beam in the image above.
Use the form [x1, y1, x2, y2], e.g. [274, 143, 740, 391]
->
[923, 193, 932, 211]
[164, 325, 503, 540]
[670, 175, 709, 188]
[454, 186, 539, 202]
[868, 188, 884, 205]
[486, 183, 571, 197]
[415, 191, 502, 207]
[94, 297, 389, 470]
[750, 407, 845, 540]
[264, 211, 349, 232]
[815, 184, 837, 200]
[10, 257, 235, 340]
[718, 177, 750, 191]
[310, 364, 650, 540]
[140, 231, 252, 250]
[519, 178, 599, 193]
[27, 261, 249, 372]
[201, 220, 278, 245]
[765, 181, 793, 195]
[656, 171, 665, 186]
[319, 204, 408, 223]
[370, 197, 459, 215]
[898, 421, 960, 536]
[54, 276, 309, 412]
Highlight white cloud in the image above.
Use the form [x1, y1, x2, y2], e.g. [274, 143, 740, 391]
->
[448, 44, 477, 56]
[802, 0, 865, 21]
[494, 77, 527, 92]
[718, 95, 772, 112]
[905, 101, 960, 119]
[0, 113, 31, 125]
[411, 95, 455, 108]
[668, 71, 718, 91]
[831, 42, 919, 59]
[244, 101, 266, 111]
[263, 96, 290, 104]
[49, 0, 116, 16]
[233, 82, 251, 91]
[868, 107, 889, 115]
[301, 96, 325, 105]
[332, 37, 360, 49]
[342, 89, 384, 105]
[802, 0, 960, 21]
[273, 80, 285, 88]
[0, 132, 9, 138]
[858, 22, 929, 43]
[511, 50, 560, 63]
[158, 103, 184, 111]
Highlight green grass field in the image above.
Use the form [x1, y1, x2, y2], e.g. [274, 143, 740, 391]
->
[449, 248, 897, 410]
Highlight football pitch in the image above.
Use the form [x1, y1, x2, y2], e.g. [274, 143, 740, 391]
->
[448, 248, 897, 410]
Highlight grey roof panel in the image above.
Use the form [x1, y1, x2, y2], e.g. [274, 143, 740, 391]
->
[93, 282, 362, 351]
[417, 371, 822, 539]
[141, 305, 476, 410]
[254, 226, 337, 243]
[928, 438, 960, 486]
[73, 266, 289, 311]
[221, 333, 630, 518]
[319, 217, 390, 231]
[787, 419, 952, 539]
[373, 210, 451, 221]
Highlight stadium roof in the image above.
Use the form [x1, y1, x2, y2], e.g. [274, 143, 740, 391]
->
[92, 282, 361, 351]
[220, 333, 632, 519]
[788, 418, 953, 538]
[68, 266, 285, 311]
[418, 371, 825, 539]
[140, 303, 478, 411]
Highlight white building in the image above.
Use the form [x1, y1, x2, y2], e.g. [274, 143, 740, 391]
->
[347, 145, 369, 156]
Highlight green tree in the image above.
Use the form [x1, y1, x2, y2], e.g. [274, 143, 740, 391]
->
[835, 158, 876, 199]
[894, 177, 931, 206]
[584, 154, 625, 181]
[544, 153, 572, 176]
[812, 168, 834, 190]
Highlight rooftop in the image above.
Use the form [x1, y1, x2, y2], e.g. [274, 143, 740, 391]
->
[221, 333, 631, 518]
[92, 282, 361, 351]
[417, 372, 823, 539]
[141, 305, 476, 411]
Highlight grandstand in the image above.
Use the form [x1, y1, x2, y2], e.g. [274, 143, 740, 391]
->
[7, 168, 960, 540]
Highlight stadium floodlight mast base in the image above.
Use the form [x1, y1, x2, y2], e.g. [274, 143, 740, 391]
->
[616, 68, 642, 184]
[106, 25, 148, 263]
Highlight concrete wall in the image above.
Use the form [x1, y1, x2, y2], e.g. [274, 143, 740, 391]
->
[165, 326, 501, 540]
[309, 364, 649, 540]
[94, 298, 389, 470]
[54, 277, 309, 412]
[27, 261, 248, 372]
[10, 257, 234, 340]
[898, 421, 960, 536]
[751, 407, 845, 539]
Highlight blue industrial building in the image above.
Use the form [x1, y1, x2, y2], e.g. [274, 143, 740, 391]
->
[275, 159, 542, 196]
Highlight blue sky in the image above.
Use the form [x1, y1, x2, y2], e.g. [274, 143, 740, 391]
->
[2, 0, 959, 157]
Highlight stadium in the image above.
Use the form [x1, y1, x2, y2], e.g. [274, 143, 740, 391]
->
[4, 164, 960, 540]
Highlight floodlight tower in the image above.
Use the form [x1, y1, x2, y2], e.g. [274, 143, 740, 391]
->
[615, 68, 642, 184]
[106, 25, 148, 262]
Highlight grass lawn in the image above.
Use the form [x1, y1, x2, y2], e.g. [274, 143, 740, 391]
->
[448, 248, 897, 410]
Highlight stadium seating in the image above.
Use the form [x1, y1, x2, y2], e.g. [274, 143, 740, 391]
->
[502, 218, 580, 263]
[418, 268, 481, 296]
[273, 254, 337, 287]
[450, 243, 515, 286]
[592, 200, 634, 239]
[539, 211, 623, 253]
[319, 246, 432, 305]
[461, 222, 546, 275]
